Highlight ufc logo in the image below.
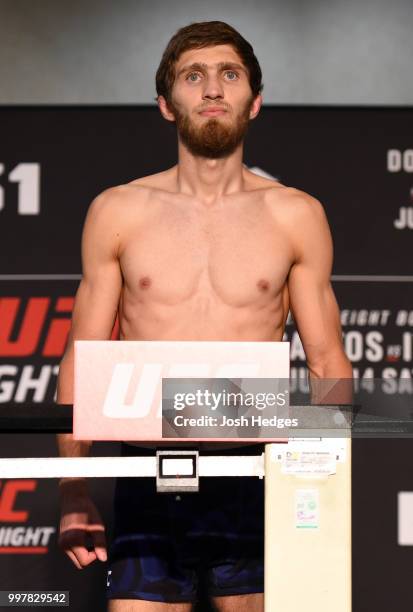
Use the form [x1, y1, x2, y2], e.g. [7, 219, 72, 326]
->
[0, 480, 36, 522]
[103, 362, 261, 419]
[0, 297, 73, 357]
[0, 298, 119, 357]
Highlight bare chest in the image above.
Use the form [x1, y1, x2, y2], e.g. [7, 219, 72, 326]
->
[119, 200, 292, 306]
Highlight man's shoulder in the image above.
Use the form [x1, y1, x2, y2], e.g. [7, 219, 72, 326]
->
[265, 186, 332, 261]
[265, 184, 326, 224]
[86, 168, 177, 230]
[91, 182, 150, 207]
[87, 179, 159, 220]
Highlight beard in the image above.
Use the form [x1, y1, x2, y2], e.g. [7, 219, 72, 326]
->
[169, 96, 254, 159]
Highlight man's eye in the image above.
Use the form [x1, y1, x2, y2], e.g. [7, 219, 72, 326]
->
[187, 72, 201, 82]
[225, 71, 238, 80]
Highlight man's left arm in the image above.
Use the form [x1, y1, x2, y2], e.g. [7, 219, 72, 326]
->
[286, 194, 352, 401]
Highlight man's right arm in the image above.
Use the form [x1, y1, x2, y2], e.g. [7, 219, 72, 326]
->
[57, 187, 123, 464]
[56, 188, 124, 568]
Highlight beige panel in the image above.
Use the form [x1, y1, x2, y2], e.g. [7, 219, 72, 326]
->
[264, 440, 351, 611]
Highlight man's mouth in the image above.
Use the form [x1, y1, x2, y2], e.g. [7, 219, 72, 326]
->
[199, 107, 227, 117]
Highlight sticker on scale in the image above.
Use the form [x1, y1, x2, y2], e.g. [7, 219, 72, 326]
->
[270, 440, 346, 465]
[281, 450, 336, 475]
[295, 489, 319, 529]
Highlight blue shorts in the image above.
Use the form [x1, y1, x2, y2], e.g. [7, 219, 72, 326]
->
[107, 444, 264, 604]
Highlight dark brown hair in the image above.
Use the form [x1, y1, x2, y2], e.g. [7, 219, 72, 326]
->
[155, 21, 263, 103]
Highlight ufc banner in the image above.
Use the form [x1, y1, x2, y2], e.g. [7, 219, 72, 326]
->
[0, 106, 413, 611]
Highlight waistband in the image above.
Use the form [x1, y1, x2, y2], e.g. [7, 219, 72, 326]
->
[121, 442, 265, 457]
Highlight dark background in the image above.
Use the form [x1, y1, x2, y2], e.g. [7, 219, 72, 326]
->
[1, 106, 412, 611]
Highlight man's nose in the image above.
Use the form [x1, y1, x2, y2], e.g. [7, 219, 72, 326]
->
[202, 75, 224, 100]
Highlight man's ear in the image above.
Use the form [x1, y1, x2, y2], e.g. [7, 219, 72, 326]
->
[158, 95, 176, 122]
[249, 93, 263, 120]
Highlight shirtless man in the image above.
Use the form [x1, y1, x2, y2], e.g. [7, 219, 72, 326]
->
[57, 20, 352, 612]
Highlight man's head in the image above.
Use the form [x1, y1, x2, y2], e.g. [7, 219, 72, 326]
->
[156, 21, 263, 159]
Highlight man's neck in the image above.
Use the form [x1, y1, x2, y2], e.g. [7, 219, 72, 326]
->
[175, 142, 245, 204]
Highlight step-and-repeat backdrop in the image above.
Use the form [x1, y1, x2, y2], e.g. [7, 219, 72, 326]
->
[0, 106, 412, 611]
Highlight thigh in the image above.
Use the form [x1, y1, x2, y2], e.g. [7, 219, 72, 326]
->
[108, 599, 193, 611]
[212, 592, 263, 612]
[107, 475, 198, 604]
[200, 477, 264, 600]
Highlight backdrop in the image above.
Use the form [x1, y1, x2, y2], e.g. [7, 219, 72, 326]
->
[0, 105, 412, 610]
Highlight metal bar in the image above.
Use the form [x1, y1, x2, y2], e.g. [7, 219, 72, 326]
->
[0, 454, 265, 479]
[2, 273, 413, 282]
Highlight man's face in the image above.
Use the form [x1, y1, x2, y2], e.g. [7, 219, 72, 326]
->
[165, 44, 261, 159]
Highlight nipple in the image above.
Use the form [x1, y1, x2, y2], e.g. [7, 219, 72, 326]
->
[257, 279, 270, 292]
[139, 276, 152, 289]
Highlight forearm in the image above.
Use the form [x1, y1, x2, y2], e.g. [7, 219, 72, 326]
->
[307, 349, 353, 405]
[57, 350, 92, 483]
[57, 434, 91, 459]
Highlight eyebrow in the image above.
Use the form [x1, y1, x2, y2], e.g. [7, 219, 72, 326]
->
[177, 61, 246, 77]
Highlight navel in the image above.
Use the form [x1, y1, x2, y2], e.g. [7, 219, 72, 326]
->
[139, 276, 152, 289]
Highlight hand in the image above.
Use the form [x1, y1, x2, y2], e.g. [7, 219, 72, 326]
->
[58, 479, 107, 569]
